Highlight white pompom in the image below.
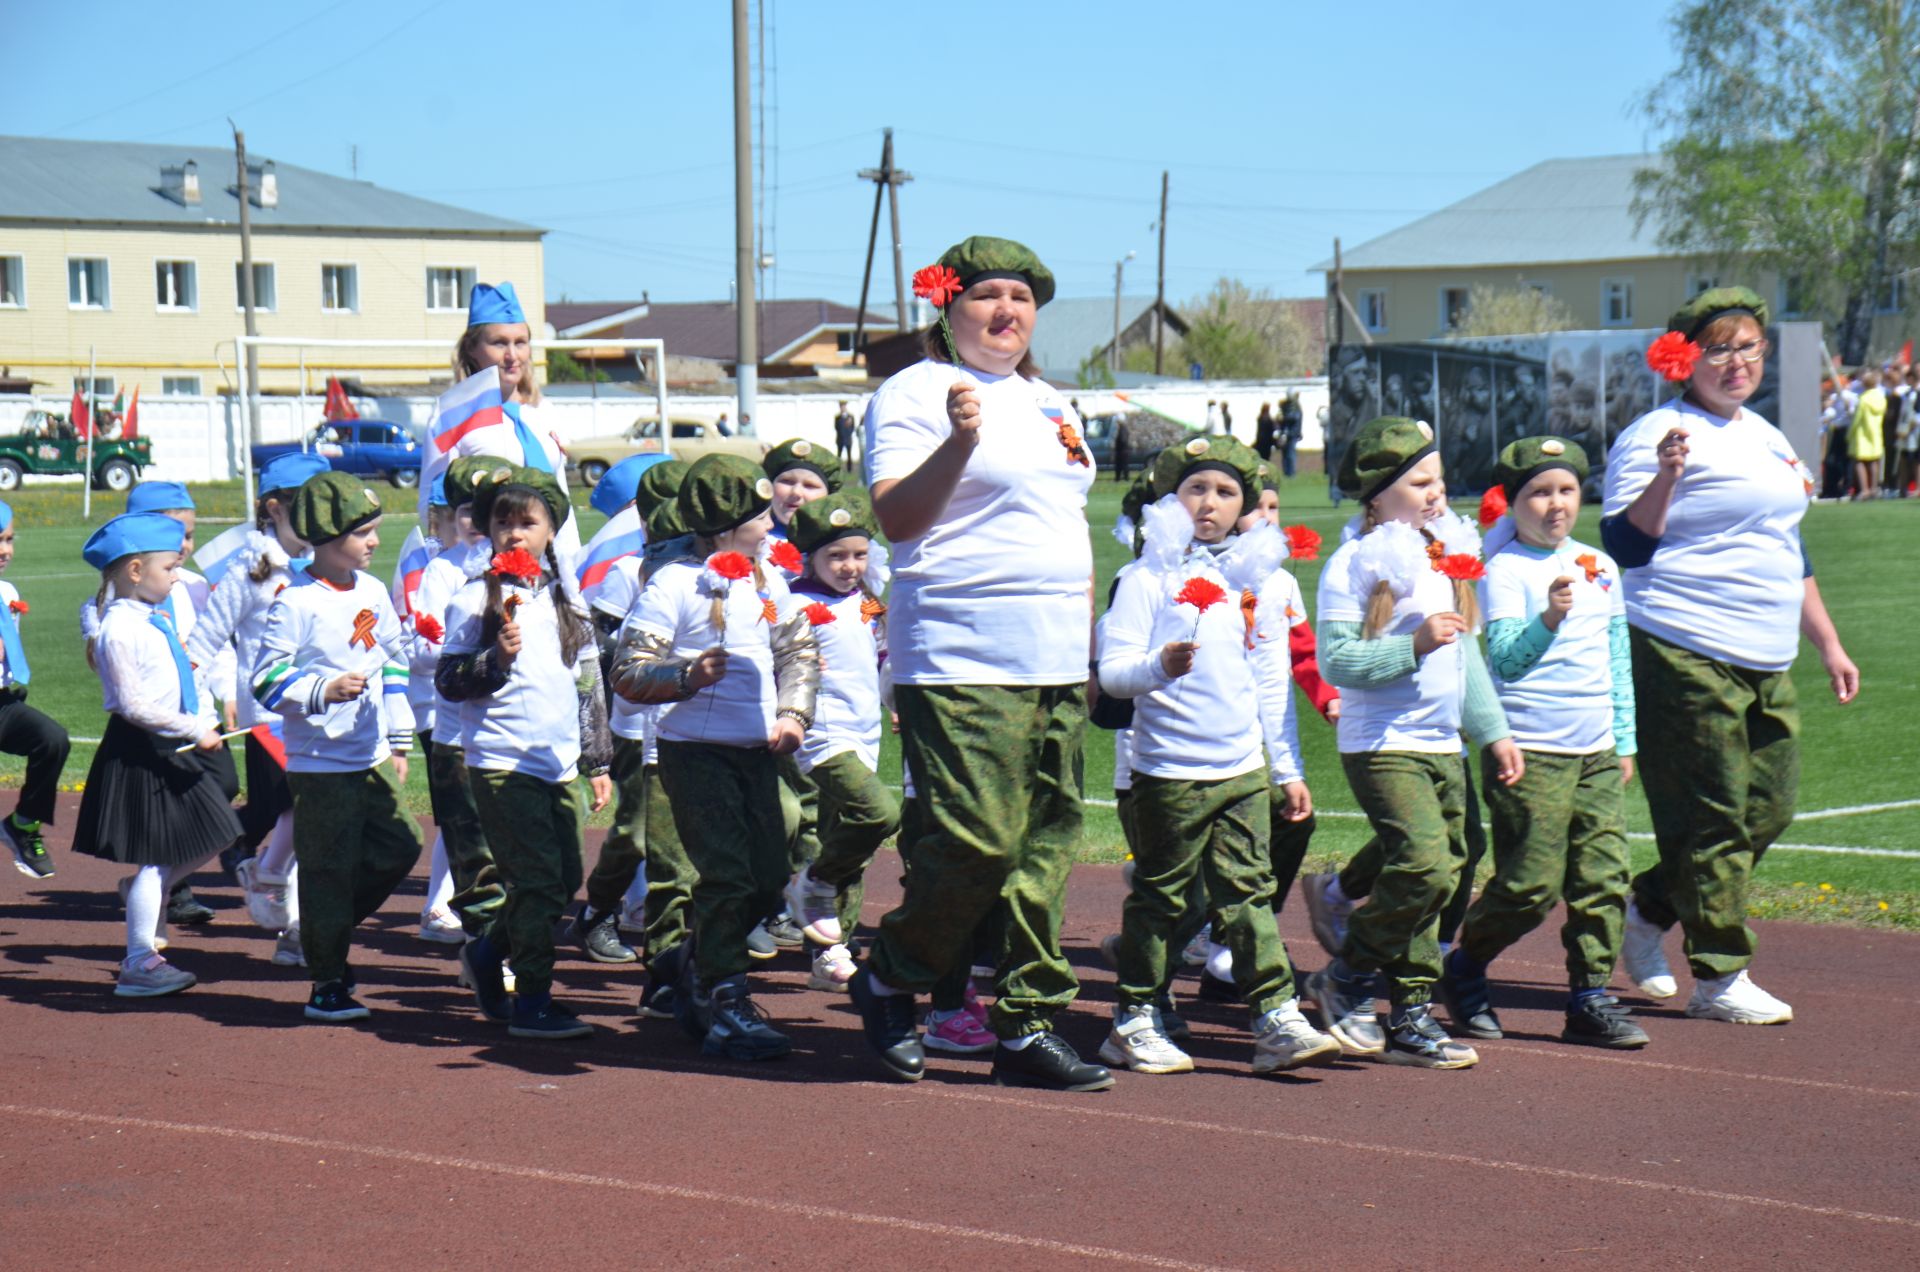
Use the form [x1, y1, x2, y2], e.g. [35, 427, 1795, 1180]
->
[1218, 520, 1290, 592]
[1349, 520, 1427, 600]
[1429, 508, 1483, 560]
[863, 542, 892, 596]
[1111, 513, 1136, 549]
[1140, 493, 1194, 572]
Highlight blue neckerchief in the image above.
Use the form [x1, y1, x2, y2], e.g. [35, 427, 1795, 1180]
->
[503, 402, 553, 475]
[159, 590, 178, 624]
[149, 607, 198, 717]
[0, 603, 27, 687]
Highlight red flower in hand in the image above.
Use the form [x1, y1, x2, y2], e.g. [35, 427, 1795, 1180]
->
[413, 613, 444, 643]
[912, 264, 965, 308]
[768, 540, 803, 574]
[708, 551, 754, 580]
[490, 548, 542, 582]
[6, 599, 26, 616]
[1646, 331, 1702, 382]
[1282, 525, 1322, 561]
[803, 601, 836, 627]
[1436, 553, 1486, 582]
[1174, 577, 1228, 613]
[1478, 487, 1508, 528]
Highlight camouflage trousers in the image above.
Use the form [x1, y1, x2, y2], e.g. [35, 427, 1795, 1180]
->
[1628, 629, 1799, 979]
[1459, 747, 1629, 989]
[470, 768, 585, 1001]
[657, 739, 787, 990]
[424, 732, 500, 938]
[1336, 752, 1487, 947]
[896, 791, 1001, 1014]
[290, 765, 423, 986]
[778, 752, 821, 878]
[804, 750, 901, 939]
[586, 737, 695, 964]
[872, 683, 1085, 1039]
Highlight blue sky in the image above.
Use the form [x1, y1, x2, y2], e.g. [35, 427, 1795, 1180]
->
[5, 1, 1682, 308]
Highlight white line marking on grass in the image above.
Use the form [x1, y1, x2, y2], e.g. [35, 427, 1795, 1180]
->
[1792, 799, 1920, 820]
[0, 1103, 1248, 1272]
[924, 1090, 1920, 1231]
[1624, 833, 1920, 860]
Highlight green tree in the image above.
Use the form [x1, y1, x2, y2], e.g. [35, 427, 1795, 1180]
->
[1452, 282, 1576, 337]
[1076, 346, 1116, 389]
[545, 348, 607, 384]
[1163, 278, 1320, 379]
[1634, 0, 1920, 363]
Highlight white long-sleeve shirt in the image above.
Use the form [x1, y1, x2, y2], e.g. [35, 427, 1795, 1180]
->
[252, 571, 413, 772]
[96, 596, 217, 741]
[407, 537, 489, 738]
[441, 574, 598, 783]
[791, 582, 884, 775]
[621, 558, 795, 748]
[185, 531, 295, 731]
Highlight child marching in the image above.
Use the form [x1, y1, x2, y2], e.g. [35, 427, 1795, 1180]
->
[0, 499, 72, 880]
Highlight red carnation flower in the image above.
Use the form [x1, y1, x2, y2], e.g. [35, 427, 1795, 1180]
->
[490, 548, 542, 581]
[708, 551, 754, 580]
[1436, 553, 1486, 582]
[911, 264, 965, 308]
[7, 599, 26, 616]
[1646, 331, 1702, 382]
[769, 540, 803, 573]
[1478, 487, 1508, 528]
[1282, 524, 1322, 561]
[1174, 577, 1228, 613]
[413, 613, 444, 643]
[803, 601, 836, 627]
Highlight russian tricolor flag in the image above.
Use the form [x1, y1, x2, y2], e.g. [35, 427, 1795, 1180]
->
[430, 367, 507, 456]
[195, 522, 254, 587]
[249, 718, 286, 769]
[576, 505, 646, 605]
[389, 525, 433, 618]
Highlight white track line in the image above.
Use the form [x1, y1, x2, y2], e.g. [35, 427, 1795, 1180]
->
[1474, 1041, 1920, 1100]
[923, 1090, 1920, 1230]
[0, 1102, 1245, 1272]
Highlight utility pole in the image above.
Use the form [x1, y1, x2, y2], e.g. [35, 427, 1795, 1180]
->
[854, 129, 914, 353]
[731, 0, 757, 433]
[232, 121, 261, 455]
[1111, 250, 1135, 374]
[1154, 170, 1168, 375]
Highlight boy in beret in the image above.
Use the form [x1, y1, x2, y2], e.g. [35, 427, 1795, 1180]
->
[0, 499, 71, 880]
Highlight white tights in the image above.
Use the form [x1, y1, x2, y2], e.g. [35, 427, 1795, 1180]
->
[123, 845, 222, 966]
[423, 833, 454, 915]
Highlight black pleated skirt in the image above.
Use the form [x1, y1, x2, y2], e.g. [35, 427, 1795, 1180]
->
[71, 715, 243, 867]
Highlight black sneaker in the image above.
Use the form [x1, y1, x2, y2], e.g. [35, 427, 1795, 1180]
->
[765, 913, 805, 950]
[510, 991, 594, 1040]
[1384, 1004, 1479, 1069]
[745, 922, 778, 960]
[167, 884, 215, 926]
[639, 942, 684, 1020]
[304, 981, 370, 1023]
[459, 936, 512, 1023]
[848, 970, 925, 1082]
[990, 1032, 1115, 1092]
[702, 978, 791, 1060]
[573, 908, 638, 964]
[3, 815, 53, 879]
[1438, 950, 1503, 1040]
[1563, 993, 1650, 1049]
[1197, 968, 1242, 1003]
[217, 839, 247, 885]
[1154, 990, 1191, 1044]
[671, 947, 712, 1042]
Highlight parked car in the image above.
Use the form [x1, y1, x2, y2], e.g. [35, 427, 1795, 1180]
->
[1080, 412, 1171, 473]
[252, 420, 423, 488]
[568, 416, 770, 486]
[0, 410, 152, 491]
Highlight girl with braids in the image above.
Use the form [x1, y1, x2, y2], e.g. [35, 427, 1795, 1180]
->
[1302, 416, 1523, 1070]
[437, 465, 613, 1041]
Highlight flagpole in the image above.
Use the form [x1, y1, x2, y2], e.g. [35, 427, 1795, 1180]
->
[82, 344, 96, 521]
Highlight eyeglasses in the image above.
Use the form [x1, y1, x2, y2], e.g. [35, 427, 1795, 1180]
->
[1700, 339, 1769, 366]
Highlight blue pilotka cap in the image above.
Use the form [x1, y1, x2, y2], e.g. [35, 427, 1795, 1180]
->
[83, 512, 186, 570]
[0, 499, 12, 532]
[467, 281, 526, 327]
[258, 452, 332, 496]
[125, 481, 194, 514]
[429, 471, 449, 508]
[590, 453, 673, 519]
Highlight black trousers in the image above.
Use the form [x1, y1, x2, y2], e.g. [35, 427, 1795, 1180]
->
[0, 689, 70, 824]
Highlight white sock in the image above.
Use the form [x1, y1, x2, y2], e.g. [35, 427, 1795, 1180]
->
[865, 971, 900, 997]
[1324, 875, 1350, 907]
[258, 812, 296, 882]
[622, 861, 648, 915]
[284, 862, 300, 925]
[124, 866, 166, 965]
[1000, 1032, 1037, 1051]
[1207, 942, 1235, 983]
[424, 833, 454, 914]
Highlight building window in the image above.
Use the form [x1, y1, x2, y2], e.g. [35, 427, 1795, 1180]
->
[1358, 289, 1388, 333]
[321, 263, 359, 313]
[1878, 271, 1907, 315]
[1602, 278, 1634, 326]
[236, 262, 276, 312]
[155, 259, 198, 312]
[68, 257, 110, 309]
[73, 375, 115, 399]
[426, 266, 476, 312]
[835, 331, 856, 353]
[162, 375, 202, 396]
[1439, 287, 1469, 332]
[0, 256, 23, 308]
[1686, 272, 1719, 299]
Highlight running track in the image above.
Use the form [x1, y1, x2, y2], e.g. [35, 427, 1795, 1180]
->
[2, 801, 1915, 1270]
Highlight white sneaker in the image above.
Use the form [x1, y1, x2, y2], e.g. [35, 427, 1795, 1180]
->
[417, 906, 465, 944]
[1621, 903, 1678, 999]
[1301, 872, 1353, 957]
[271, 926, 306, 967]
[807, 942, 857, 992]
[1181, 923, 1212, 967]
[1098, 1004, 1194, 1074]
[1251, 1000, 1342, 1073]
[115, 953, 195, 998]
[616, 904, 647, 936]
[1686, 969, 1792, 1025]
[783, 868, 842, 946]
[240, 860, 291, 932]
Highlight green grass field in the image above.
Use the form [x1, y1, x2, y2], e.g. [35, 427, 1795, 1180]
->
[5, 474, 1915, 927]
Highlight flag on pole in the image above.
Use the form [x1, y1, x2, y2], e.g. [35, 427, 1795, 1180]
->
[576, 505, 646, 606]
[389, 525, 433, 619]
[69, 387, 90, 439]
[429, 368, 506, 457]
[123, 386, 140, 440]
[1902, 340, 1914, 366]
[249, 718, 287, 769]
[195, 522, 255, 587]
[1112, 391, 1199, 430]
[323, 376, 360, 422]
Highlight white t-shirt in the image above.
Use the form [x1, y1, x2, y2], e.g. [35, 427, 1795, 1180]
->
[621, 558, 795, 749]
[441, 575, 592, 783]
[423, 401, 582, 567]
[865, 359, 1094, 686]
[0, 579, 23, 689]
[792, 583, 883, 774]
[252, 571, 413, 772]
[1317, 535, 1465, 754]
[1480, 537, 1623, 754]
[1603, 398, 1809, 672]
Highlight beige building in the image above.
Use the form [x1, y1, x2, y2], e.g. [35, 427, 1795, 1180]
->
[1322, 155, 1914, 358]
[0, 136, 543, 401]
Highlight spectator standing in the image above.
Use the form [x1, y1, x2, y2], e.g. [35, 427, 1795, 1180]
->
[1281, 391, 1305, 478]
[1850, 370, 1885, 500]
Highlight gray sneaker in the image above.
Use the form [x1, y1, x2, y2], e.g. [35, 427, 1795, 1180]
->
[573, 909, 637, 964]
[745, 922, 778, 960]
[115, 954, 196, 998]
[1252, 1000, 1342, 1073]
[1300, 872, 1353, 957]
[1306, 965, 1384, 1055]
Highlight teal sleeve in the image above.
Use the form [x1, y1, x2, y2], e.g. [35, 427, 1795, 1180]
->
[1485, 614, 1556, 681]
[1461, 638, 1511, 745]
[1316, 619, 1420, 689]
[1609, 614, 1637, 757]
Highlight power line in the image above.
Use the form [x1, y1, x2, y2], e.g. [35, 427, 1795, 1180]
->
[902, 128, 1511, 180]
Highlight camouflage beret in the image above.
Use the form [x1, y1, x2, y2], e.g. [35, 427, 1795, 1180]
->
[1668, 286, 1769, 339]
[936, 235, 1055, 307]
[469, 463, 571, 533]
[763, 437, 844, 491]
[788, 488, 878, 554]
[1337, 416, 1438, 501]
[289, 471, 383, 546]
[1146, 433, 1268, 515]
[677, 453, 773, 536]
[1494, 435, 1589, 500]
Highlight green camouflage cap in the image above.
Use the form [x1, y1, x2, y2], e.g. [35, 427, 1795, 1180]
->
[469, 463, 572, 534]
[1337, 416, 1438, 501]
[1494, 435, 1589, 500]
[676, 453, 773, 536]
[632, 458, 691, 522]
[1146, 433, 1269, 515]
[1668, 286, 1769, 339]
[442, 456, 496, 509]
[289, 471, 384, 546]
[788, 488, 878, 554]
[763, 437, 844, 491]
[936, 235, 1055, 307]
[646, 499, 689, 541]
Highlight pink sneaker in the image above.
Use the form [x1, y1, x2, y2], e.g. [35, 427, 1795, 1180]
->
[963, 980, 990, 1030]
[923, 1008, 996, 1054]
